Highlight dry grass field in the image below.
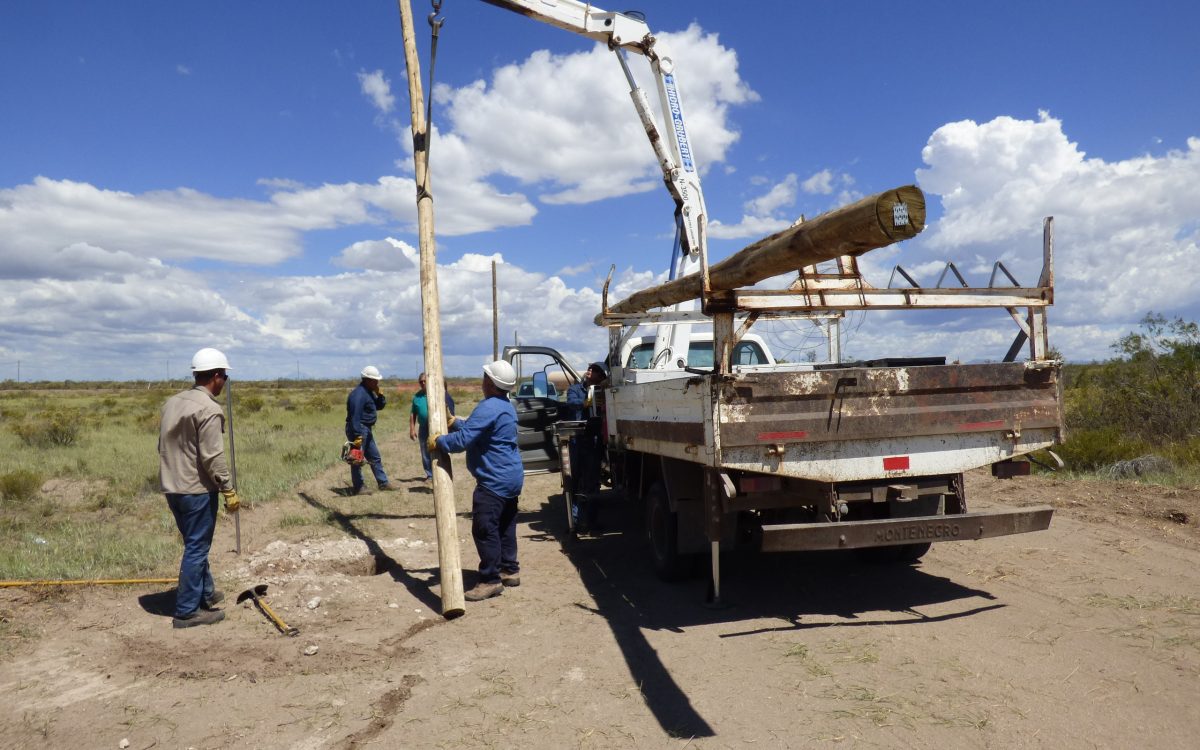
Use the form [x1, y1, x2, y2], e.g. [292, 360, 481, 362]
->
[1, 384, 1199, 748]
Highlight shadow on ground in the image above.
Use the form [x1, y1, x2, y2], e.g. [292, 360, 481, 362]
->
[527, 489, 1001, 738]
[137, 589, 177, 618]
[298, 492, 444, 613]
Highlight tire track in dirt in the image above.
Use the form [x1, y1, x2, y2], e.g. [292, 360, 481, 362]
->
[330, 674, 424, 749]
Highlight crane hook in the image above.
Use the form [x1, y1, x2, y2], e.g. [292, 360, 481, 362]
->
[429, 0, 444, 32]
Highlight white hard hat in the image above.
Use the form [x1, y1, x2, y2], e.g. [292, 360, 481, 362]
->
[191, 347, 231, 372]
[360, 365, 382, 381]
[482, 360, 517, 391]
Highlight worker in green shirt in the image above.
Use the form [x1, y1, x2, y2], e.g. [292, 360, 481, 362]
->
[409, 372, 456, 480]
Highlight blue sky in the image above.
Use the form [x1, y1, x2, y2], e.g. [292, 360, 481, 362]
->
[2, 0, 1198, 381]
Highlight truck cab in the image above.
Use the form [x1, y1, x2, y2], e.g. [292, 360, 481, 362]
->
[504, 346, 581, 474]
[621, 331, 776, 370]
[504, 333, 786, 476]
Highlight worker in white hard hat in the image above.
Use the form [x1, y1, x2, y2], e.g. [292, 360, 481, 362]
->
[345, 365, 397, 494]
[158, 347, 240, 628]
[430, 360, 524, 601]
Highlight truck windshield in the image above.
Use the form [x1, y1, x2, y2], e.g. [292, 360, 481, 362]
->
[626, 341, 768, 369]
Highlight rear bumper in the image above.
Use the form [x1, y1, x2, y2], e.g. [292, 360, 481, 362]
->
[760, 506, 1053, 552]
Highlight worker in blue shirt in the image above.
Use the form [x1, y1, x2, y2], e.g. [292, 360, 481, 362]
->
[345, 365, 397, 495]
[431, 360, 523, 601]
[565, 361, 608, 533]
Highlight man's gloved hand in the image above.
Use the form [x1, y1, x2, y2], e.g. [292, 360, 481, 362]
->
[447, 414, 457, 429]
[352, 436, 363, 448]
[427, 434, 442, 455]
[222, 489, 241, 513]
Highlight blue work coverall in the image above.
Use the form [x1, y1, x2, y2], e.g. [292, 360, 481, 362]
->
[345, 383, 389, 492]
[436, 394, 523, 583]
[565, 381, 601, 528]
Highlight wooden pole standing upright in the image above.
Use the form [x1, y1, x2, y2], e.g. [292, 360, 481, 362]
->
[396, 0, 464, 619]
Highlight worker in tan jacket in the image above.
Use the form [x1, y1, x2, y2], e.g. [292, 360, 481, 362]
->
[158, 347, 240, 628]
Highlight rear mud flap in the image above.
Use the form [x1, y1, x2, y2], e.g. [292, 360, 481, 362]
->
[759, 506, 1053, 552]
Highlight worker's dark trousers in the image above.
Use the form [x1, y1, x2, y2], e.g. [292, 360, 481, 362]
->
[418, 424, 433, 479]
[471, 486, 519, 583]
[347, 428, 389, 491]
[166, 491, 218, 617]
[569, 435, 601, 528]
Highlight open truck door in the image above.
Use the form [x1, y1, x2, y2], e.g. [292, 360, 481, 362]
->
[503, 346, 582, 475]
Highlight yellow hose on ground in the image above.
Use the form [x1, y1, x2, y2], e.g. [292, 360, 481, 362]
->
[0, 578, 176, 587]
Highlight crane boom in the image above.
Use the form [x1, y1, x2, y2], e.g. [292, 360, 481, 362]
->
[478, 0, 653, 52]
[479, 0, 707, 367]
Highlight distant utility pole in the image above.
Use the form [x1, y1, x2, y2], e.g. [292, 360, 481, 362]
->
[296, 359, 300, 379]
[16, 359, 20, 383]
[492, 259, 499, 360]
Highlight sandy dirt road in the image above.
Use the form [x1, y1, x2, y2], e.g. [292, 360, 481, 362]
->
[2, 430, 1198, 749]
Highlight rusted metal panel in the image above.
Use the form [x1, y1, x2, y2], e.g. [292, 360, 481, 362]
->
[718, 362, 1061, 447]
[616, 418, 705, 445]
[760, 506, 1054, 552]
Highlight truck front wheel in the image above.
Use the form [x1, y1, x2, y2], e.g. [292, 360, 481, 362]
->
[645, 482, 695, 581]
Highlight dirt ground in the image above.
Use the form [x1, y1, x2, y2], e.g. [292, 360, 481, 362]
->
[2, 430, 1199, 749]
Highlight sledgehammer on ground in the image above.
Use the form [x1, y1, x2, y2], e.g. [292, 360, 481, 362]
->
[237, 584, 299, 637]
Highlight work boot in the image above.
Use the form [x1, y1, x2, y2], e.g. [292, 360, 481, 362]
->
[172, 609, 225, 628]
[464, 581, 504, 601]
[500, 573, 521, 587]
[378, 483, 399, 492]
[202, 590, 225, 610]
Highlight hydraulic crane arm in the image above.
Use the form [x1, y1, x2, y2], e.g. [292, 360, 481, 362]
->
[478, 0, 654, 52]
[479, 0, 707, 367]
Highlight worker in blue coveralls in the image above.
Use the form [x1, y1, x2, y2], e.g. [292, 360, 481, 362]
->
[345, 365, 398, 495]
[409, 372, 455, 481]
[430, 360, 523, 602]
[565, 361, 608, 534]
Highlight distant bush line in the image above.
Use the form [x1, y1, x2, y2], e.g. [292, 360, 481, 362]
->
[1059, 313, 1200, 474]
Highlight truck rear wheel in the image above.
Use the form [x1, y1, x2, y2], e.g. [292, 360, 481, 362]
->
[645, 482, 694, 581]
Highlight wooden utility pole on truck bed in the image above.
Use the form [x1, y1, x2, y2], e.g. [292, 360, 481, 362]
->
[599, 185, 925, 320]
[397, 0, 464, 619]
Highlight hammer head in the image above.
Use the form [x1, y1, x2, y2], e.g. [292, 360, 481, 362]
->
[236, 583, 268, 604]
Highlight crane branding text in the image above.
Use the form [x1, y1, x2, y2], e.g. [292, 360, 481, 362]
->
[663, 74, 694, 172]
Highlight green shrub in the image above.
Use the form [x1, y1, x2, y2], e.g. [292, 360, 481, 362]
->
[302, 392, 340, 413]
[282, 447, 319, 465]
[1055, 427, 1152, 472]
[135, 409, 160, 434]
[1163, 436, 1200, 468]
[240, 395, 266, 413]
[1066, 314, 1200, 443]
[0, 470, 43, 502]
[10, 409, 84, 447]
